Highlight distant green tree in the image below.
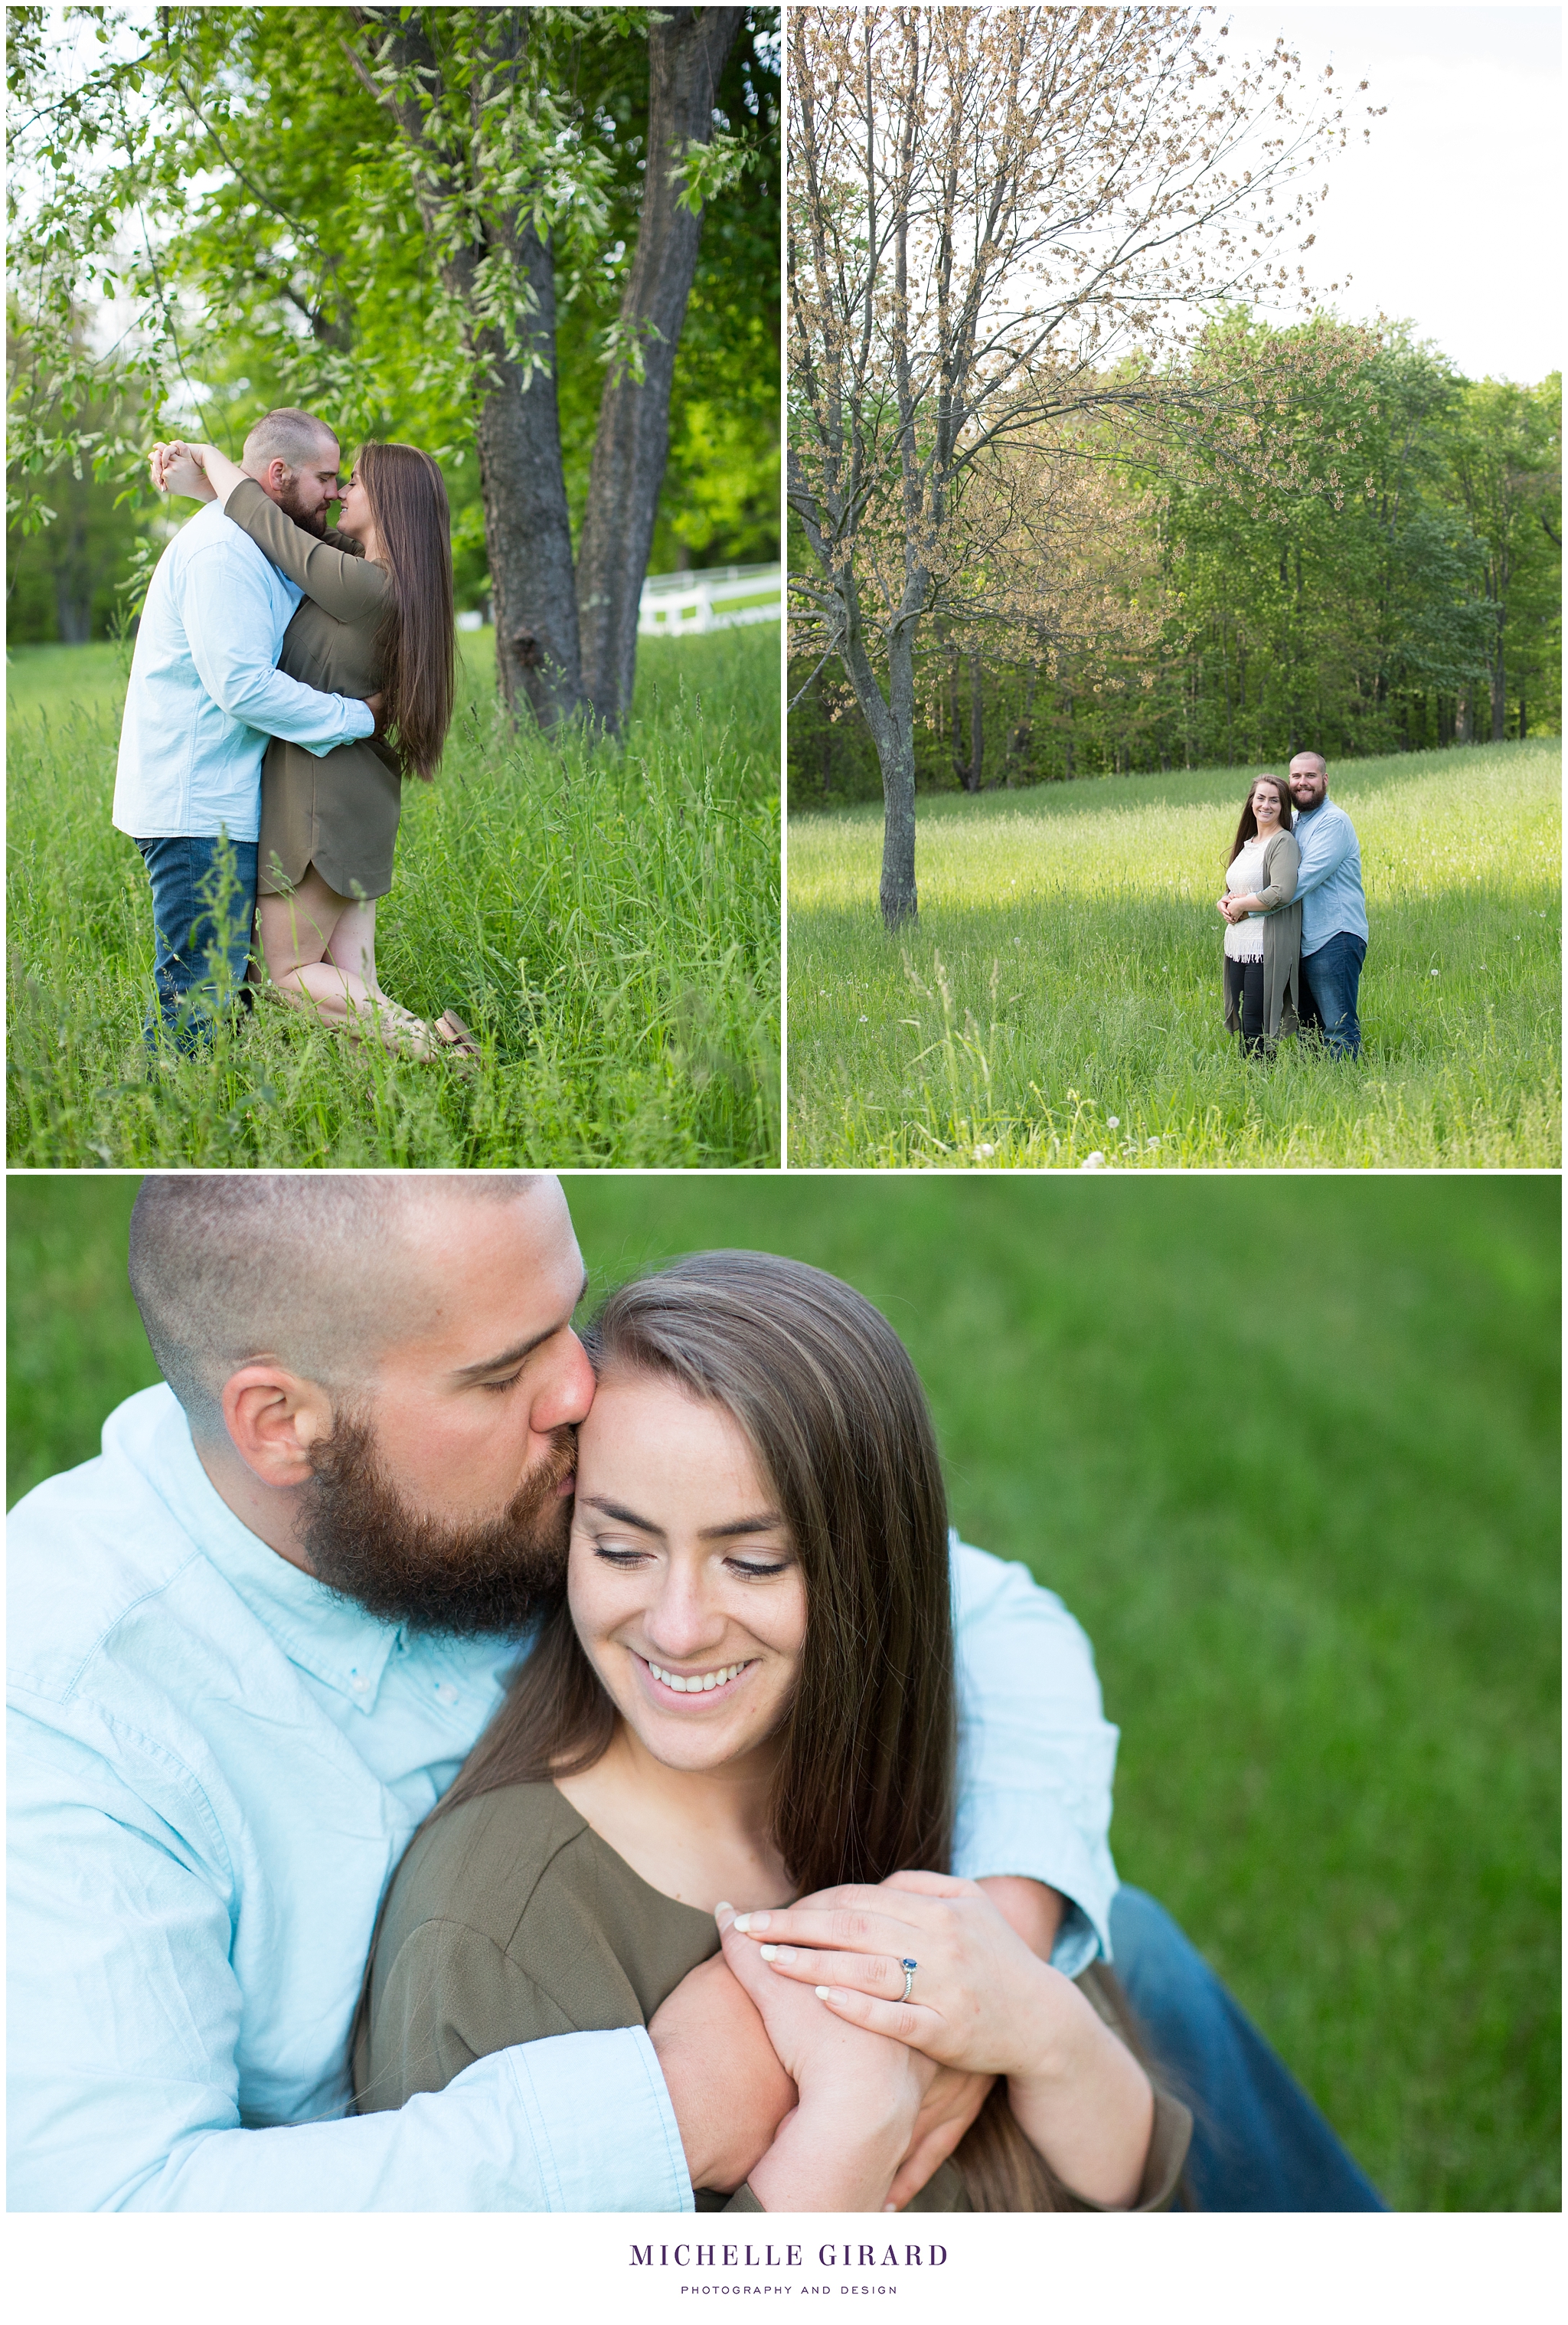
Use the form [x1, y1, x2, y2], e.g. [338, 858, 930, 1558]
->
[1447, 375, 1561, 742]
[787, 324, 1560, 803]
[5, 316, 156, 643]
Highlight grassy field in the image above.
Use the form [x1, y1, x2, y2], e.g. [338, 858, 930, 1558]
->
[8, 1171, 1558, 2211]
[787, 741, 1560, 1167]
[7, 626, 779, 1166]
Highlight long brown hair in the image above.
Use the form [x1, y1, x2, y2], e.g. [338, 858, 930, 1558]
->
[434, 1251, 1082, 2209]
[1227, 773, 1292, 866]
[358, 441, 455, 782]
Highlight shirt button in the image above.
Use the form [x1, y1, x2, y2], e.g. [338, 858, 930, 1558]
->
[349, 1674, 373, 1696]
[434, 1682, 459, 1706]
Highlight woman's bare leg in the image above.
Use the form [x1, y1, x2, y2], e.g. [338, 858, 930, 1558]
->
[325, 898, 381, 994]
[256, 870, 436, 1058]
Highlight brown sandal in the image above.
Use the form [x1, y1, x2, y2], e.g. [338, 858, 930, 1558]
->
[434, 1009, 481, 1060]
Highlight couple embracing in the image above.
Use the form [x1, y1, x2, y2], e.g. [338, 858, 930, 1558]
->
[113, 408, 475, 1060]
[8, 1175, 1383, 2213]
[1217, 753, 1369, 1060]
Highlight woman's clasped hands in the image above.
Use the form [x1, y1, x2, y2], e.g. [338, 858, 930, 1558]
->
[727, 1870, 1156, 2209]
[715, 1898, 951, 2212]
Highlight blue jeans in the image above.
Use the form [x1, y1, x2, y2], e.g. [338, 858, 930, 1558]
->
[133, 833, 258, 1051]
[1298, 930, 1367, 1059]
[1110, 1887, 1387, 2210]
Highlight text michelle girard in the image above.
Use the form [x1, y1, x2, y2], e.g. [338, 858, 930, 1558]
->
[632, 2241, 948, 2276]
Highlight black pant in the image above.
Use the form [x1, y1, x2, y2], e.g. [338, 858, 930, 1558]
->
[1224, 955, 1266, 1055]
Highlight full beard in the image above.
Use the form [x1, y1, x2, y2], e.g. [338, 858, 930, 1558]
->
[299, 1416, 576, 1637]
[278, 476, 330, 536]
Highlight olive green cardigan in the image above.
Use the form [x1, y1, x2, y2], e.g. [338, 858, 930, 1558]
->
[1224, 827, 1302, 1044]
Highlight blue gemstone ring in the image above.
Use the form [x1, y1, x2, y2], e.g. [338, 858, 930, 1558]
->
[900, 1957, 918, 2003]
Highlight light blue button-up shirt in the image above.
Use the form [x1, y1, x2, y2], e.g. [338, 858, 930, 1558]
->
[1291, 797, 1369, 956]
[7, 1385, 1120, 2213]
[110, 499, 376, 842]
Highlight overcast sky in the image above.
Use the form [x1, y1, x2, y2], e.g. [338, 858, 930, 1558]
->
[1227, 2, 1561, 381]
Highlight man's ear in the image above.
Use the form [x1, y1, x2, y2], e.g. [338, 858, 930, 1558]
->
[220, 1363, 335, 1490]
[261, 457, 292, 501]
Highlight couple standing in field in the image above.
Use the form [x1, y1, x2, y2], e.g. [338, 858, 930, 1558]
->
[112, 407, 477, 1061]
[1217, 753, 1369, 1061]
[9, 1172, 1387, 2214]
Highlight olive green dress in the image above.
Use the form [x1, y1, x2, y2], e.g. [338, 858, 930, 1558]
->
[223, 477, 403, 901]
[354, 1781, 1191, 2213]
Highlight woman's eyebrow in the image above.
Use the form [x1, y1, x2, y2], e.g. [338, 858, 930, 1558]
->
[583, 1496, 663, 1533]
[580, 1499, 786, 1541]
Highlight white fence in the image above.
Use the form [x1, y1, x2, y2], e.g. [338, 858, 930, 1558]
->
[638, 563, 782, 638]
[456, 564, 782, 639]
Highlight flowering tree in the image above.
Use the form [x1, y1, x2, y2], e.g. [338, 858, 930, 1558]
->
[788, 4, 1381, 925]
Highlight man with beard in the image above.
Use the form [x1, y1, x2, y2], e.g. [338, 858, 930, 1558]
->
[111, 409, 378, 1047]
[8, 1175, 1384, 2213]
[1284, 750, 1369, 1059]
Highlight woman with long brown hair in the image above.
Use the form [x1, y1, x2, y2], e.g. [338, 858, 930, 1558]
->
[165, 430, 473, 1060]
[1216, 772, 1302, 1057]
[352, 1252, 1191, 2212]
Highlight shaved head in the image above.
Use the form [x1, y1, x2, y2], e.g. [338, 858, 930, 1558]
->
[129, 1172, 557, 1439]
[241, 407, 338, 476]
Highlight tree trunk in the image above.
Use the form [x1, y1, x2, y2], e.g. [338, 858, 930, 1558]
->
[838, 607, 919, 927]
[880, 619, 920, 924]
[959, 649, 985, 791]
[1455, 689, 1471, 744]
[577, 7, 743, 734]
[947, 644, 965, 786]
[350, 8, 586, 729]
[1008, 662, 1037, 784]
[1489, 631, 1507, 742]
[52, 515, 92, 642]
[476, 239, 589, 730]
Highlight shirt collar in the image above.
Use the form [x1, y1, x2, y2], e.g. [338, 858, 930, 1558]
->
[148, 1393, 401, 1711]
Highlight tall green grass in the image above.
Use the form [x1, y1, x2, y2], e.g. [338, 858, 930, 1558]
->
[8, 627, 780, 1166]
[788, 741, 1560, 1167]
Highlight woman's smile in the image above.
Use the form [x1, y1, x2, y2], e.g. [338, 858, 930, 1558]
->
[632, 1649, 758, 1702]
[566, 1370, 806, 1777]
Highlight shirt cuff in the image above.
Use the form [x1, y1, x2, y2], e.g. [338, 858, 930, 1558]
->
[502, 2026, 693, 2212]
[951, 1788, 1117, 1977]
[302, 698, 375, 756]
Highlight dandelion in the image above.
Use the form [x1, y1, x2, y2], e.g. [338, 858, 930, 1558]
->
[1430, 968, 1440, 978]
[1148, 1136, 1160, 1148]
[1080, 1151, 1106, 1170]
[1106, 1116, 1119, 1129]
[858, 1015, 869, 1022]
[975, 1143, 995, 1159]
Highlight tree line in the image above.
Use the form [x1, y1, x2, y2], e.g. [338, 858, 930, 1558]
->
[8, 5, 779, 734]
[789, 325, 1560, 807]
